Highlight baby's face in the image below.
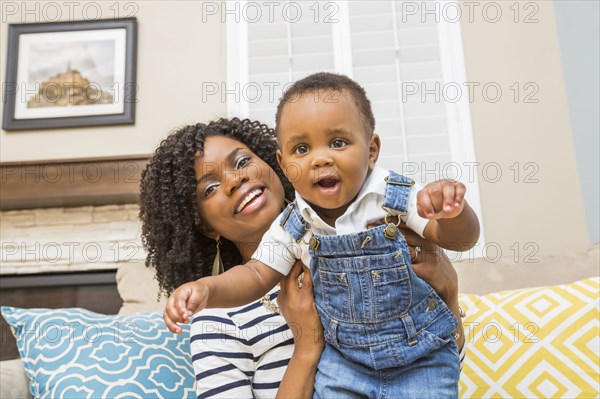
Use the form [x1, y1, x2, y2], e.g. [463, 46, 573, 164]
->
[277, 90, 380, 222]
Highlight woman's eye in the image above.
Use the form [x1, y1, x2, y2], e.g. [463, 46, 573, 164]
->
[331, 139, 347, 148]
[236, 156, 251, 169]
[293, 145, 309, 155]
[203, 184, 218, 197]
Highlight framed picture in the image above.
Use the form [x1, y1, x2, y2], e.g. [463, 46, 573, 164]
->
[2, 18, 137, 131]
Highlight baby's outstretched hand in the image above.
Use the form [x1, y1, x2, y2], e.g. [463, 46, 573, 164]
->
[417, 179, 466, 220]
[163, 280, 209, 334]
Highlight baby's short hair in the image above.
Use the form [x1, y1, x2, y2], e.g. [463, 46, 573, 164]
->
[275, 72, 375, 137]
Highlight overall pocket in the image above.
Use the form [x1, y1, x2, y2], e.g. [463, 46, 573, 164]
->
[318, 268, 354, 322]
[371, 263, 411, 320]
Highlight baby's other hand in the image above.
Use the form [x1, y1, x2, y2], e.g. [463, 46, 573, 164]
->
[417, 179, 466, 220]
[163, 280, 209, 334]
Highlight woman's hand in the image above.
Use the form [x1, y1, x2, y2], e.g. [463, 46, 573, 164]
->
[278, 260, 324, 357]
[276, 260, 324, 399]
[398, 222, 457, 303]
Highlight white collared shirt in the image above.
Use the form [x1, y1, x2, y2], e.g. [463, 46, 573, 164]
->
[252, 166, 429, 275]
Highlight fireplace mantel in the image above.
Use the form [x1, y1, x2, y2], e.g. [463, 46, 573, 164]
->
[1, 155, 151, 210]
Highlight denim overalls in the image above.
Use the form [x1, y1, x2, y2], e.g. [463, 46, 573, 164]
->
[279, 171, 460, 398]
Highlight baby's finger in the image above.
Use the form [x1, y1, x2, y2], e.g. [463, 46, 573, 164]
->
[186, 288, 209, 319]
[417, 190, 434, 218]
[175, 288, 192, 321]
[454, 182, 466, 206]
[163, 310, 182, 334]
[165, 302, 184, 325]
[428, 183, 444, 214]
[442, 182, 455, 213]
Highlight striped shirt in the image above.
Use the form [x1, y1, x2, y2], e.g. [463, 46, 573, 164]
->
[191, 287, 294, 399]
[191, 287, 468, 398]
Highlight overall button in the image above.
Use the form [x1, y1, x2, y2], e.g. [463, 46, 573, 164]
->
[384, 223, 398, 239]
[426, 298, 437, 312]
[309, 236, 320, 250]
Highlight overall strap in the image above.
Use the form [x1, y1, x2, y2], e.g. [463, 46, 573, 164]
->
[382, 171, 415, 214]
[278, 201, 307, 242]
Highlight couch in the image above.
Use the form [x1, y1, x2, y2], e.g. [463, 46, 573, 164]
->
[1, 243, 598, 399]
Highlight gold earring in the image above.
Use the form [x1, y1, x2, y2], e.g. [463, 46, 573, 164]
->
[211, 236, 224, 276]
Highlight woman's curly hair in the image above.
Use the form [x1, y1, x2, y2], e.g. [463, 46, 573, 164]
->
[139, 117, 294, 297]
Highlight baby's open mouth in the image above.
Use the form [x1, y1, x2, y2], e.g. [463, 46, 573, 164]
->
[315, 177, 341, 196]
[316, 178, 340, 188]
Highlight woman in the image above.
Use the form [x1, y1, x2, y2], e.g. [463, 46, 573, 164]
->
[139, 118, 464, 398]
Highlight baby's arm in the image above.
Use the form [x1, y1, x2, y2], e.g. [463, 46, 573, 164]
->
[418, 179, 480, 251]
[203, 260, 283, 308]
[164, 260, 283, 333]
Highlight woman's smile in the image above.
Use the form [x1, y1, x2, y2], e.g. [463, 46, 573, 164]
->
[235, 186, 267, 214]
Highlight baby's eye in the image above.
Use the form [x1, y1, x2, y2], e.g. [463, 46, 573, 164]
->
[293, 145, 309, 155]
[331, 139, 347, 149]
[236, 156, 251, 169]
[203, 183, 218, 197]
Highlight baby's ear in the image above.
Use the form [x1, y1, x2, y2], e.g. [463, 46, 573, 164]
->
[368, 133, 381, 169]
[276, 148, 286, 176]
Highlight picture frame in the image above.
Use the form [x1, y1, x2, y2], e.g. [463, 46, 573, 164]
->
[2, 18, 137, 131]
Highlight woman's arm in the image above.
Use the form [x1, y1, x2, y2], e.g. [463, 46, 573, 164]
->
[276, 260, 324, 399]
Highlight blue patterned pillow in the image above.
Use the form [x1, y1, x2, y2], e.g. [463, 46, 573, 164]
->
[1, 307, 195, 399]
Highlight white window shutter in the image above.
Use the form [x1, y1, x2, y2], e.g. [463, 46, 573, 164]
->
[228, 0, 485, 252]
[242, 2, 336, 127]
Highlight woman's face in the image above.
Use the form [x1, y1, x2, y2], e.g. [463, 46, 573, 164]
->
[194, 135, 286, 247]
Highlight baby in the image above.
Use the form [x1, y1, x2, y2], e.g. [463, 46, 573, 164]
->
[167, 72, 479, 397]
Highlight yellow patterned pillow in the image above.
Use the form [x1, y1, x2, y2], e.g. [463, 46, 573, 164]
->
[458, 277, 599, 399]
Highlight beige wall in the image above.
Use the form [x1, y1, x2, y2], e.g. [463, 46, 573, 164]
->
[1, 1, 589, 257]
[1, 1, 226, 162]
[460, 1, 588, 255]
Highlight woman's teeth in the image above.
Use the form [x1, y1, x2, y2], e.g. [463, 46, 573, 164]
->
[236, 188, 263, 213]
